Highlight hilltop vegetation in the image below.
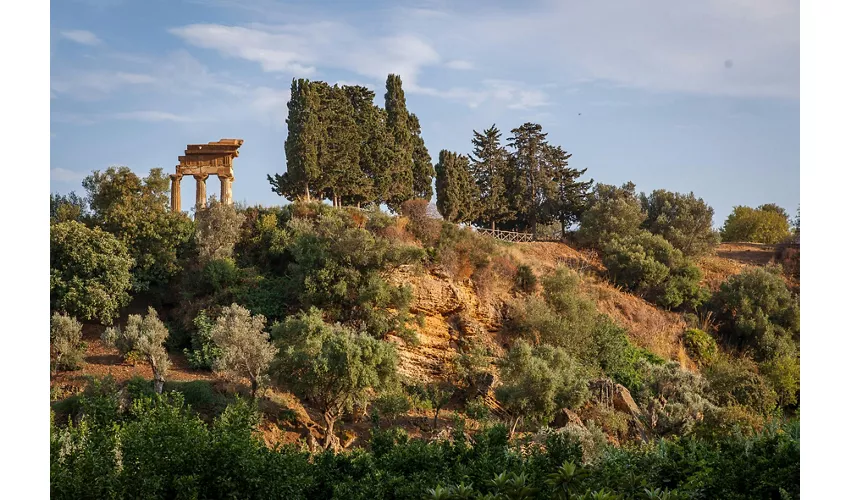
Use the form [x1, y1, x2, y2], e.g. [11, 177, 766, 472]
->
[50, 73, 799, 498]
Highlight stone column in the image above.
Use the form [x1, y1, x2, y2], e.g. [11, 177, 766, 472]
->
[169, 174, 182, 212]
[194, 174, 208, 209]
[220, 176, 233, 205]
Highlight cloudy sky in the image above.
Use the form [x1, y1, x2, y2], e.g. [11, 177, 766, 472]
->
[50, 0, 799, 222]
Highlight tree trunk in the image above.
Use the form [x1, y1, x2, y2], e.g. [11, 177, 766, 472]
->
[250, 379, 258, 399]
[323, 412, 340, 451]
[305, 184, 311, 202]
[509, 416, 521, 439]
[491, 220, 496, 231]
[433, 407, 441, 431]
[154, 374, 164, 394]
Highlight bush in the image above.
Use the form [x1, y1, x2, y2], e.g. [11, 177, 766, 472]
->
[602, 231, 708, 310]
[704, 356, 778, 416]
[721, 205, 790, 244]
[400, 199, 442, 247]
[202, 258, 240, 292]
[682, 328, 718, 365]
[50, 221, 134, 325]
[272, 307, 398, 449]
[760, 352, 800, 407]
[51, 313, 85, 371]
[713, 266, 799, 360]
[184, 310, 221, 370]
[435, 223, 496, 281]
[102, 307, 171, 393]
[640, 189, 720, 256]
[636, 361, 717, 437]
[513, 264, 537, 293]
[373, 390, 412, 426]
[194, 198, 247, 265]
[496, 340, 589, 435]
[209, 304, 277, 398]
[577, 182, 646, 248]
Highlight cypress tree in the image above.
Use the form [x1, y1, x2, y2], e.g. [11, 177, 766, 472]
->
[435, 150, 479, 224]
[409, 113, 434, 201]
[316, 84, 365, 207]
[270, 78, 321, 201]
[343, 85, 388, 207]
[508, 122, 557, 239]
[545, 144, 592, 238]
[383, 74, 414, 211]
[469, 124, 513, 230]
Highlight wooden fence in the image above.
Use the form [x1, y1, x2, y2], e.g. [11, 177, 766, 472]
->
[476, 228, 535, 243]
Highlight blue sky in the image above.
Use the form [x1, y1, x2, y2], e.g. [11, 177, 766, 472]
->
[50, 0, 800, 224]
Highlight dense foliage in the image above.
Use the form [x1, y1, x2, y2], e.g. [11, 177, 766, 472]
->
[102, 307, 171, 393]
[577, 183, 645, 248]
[640, 189, 719, 256]
[601, 231, 708, 310]
[50, 312, 85, 371]
[210, 304, 277, 397]
[51, 384, 800, 500]
[83, 166, 194, 293]
[720, 204, 791, 244]
[50, 220, 134, 324]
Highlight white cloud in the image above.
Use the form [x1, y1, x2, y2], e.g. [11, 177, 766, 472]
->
[60, 29, 102, 46]
[446, 59, 474, 70]
[50, 70, 156, 99]
[170, 23, 440, 86]
[51, 168, 86, 183]
[392, 0, 799, 99]
[108, 111, 192, 122]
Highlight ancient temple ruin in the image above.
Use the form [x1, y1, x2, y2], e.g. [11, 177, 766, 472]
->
[170, 139, 244, 212]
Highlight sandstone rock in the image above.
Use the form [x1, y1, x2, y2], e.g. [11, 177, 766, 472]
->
[552, 408, 584, 428]
[612, 383, 641, 417]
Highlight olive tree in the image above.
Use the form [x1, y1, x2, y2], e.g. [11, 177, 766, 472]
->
[50, 221, 134, 325]
[209, 304, 277, 398]
[194, 197, 247, 265]
[272, 307, 398, 449]
[50, 312, 84, 371]
[577, 182, 646, 248]
[640, 189, 719, 256]
[102, 307, 171, 393]
[496, 340, 589, 438]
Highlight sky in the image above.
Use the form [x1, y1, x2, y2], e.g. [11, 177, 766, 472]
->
[50, 0, 800, 224]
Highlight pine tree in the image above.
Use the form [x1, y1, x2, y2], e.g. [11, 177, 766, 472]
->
[545, 144, 593, 238]
[508, 122, 557, 239]
[469, 124, 513, 230]
[409, 113, 434, 200]
[383, 74, 414, 211]
[270, 79, 321, 201]
[435, 150, 479, 223]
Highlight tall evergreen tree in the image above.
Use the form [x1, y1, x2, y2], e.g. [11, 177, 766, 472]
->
[270, 79, 321, 201]
[435, 150, 479, 223]
[315, 84, 365, 207]
[545, 144, 593, 238]
[469, 125, 513, 230]
[383, 74, 414, 211]
[343, 85, 388, 207]
[508, 123, 557, 238]
[409, 113, 434, 201]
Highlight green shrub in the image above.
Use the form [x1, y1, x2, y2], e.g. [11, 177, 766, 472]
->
[194, 198, 247, 265]
[373, 390, 412, 426]
[50, 221, 134, 325]
[496, 340, 589, 435]
[102, 307, 171, 393]
[202, 257, 240, 292]
[704, 356, 778, 416]
[721, 204, 790, 244]
[636, 361, 717, 437]
[602, 231, 707, 310]
[713, 266, 799, 360]
[760, 352, 800, 407]
[51, 312, 85, 371]
[577, 182, 646, 248]
[640, 189, 720, 257]
[464, 396, 493, 422]
[683, 328, 718, 365]
[210, 304, 277, 398]
[514, 264, 538, 293]
[184, 310, 221, 371]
